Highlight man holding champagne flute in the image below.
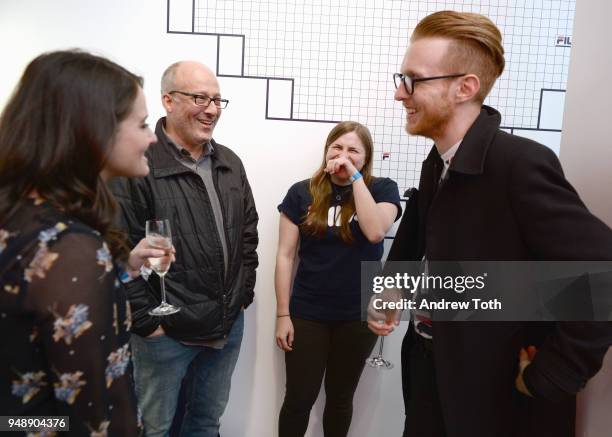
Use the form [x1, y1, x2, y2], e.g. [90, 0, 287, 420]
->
[110, 61, 259, 437]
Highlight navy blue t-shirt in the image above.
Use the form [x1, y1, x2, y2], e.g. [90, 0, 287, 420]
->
[278, 177, 401, 320]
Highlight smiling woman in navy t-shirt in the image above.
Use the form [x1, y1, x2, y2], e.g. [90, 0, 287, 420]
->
[275, 121, 401, 437]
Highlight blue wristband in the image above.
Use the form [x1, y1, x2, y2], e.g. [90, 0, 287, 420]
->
[350, 171, 362, 183]
[119, 270, 133, 284]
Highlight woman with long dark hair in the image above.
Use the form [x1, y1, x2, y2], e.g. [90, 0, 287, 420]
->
[275, 121, 401, 436]
[0, 50, 162, 435]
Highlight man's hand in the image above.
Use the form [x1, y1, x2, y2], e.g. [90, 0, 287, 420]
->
[147, 325, 165, 338]
[515, 345, 537, 397]
[368, 319, 398, 336]
[367, 287, 402, 336]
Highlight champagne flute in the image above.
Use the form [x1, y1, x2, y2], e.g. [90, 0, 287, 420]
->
[366, 336, 394, 369]
[146, 219, 180, 316]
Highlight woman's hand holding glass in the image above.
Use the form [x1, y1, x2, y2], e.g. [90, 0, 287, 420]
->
[126, 237, 176, 279]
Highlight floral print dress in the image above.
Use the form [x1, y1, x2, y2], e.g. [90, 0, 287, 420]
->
[0, 200, 141, 436]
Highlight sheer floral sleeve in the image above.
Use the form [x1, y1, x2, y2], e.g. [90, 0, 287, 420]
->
[0, 215, 141, 436]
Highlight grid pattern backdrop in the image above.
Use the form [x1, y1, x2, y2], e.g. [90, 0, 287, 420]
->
[194, 0, 575, 195]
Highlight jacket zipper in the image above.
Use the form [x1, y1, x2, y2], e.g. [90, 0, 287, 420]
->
[190, 170, 228, 334]
[221, 293, 227, 336]
[212, 161, 232, 336]
[212, 169, 232, 288]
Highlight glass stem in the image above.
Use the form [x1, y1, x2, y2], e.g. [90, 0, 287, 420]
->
[160, 276, 167, 305]
[378, 337, 385, 357]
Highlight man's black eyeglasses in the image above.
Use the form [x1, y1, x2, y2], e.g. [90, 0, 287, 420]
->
[168, 90, 229, 109]
[393, 73, 466, 95]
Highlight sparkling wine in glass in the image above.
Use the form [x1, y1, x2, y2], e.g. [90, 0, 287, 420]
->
[146, 219, 180, 316]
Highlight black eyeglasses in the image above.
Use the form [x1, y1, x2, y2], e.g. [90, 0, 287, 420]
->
[393, 72, 466, 95]
[168, 90, 229, 109]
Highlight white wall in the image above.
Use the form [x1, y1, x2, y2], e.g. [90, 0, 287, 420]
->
[559, 1, 612, 436]
[560, 2, 612, 227]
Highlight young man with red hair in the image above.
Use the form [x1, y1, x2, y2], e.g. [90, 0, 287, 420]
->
[370, 10, 612, 437]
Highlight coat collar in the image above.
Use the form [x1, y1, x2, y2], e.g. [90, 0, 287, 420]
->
[149, 117, 231, 179]
[424, 105, 501, 175]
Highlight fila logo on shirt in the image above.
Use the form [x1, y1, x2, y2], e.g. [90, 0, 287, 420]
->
[327, 205, 358, 227]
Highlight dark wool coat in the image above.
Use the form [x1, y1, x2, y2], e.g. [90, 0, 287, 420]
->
[389, 106, 612, 437]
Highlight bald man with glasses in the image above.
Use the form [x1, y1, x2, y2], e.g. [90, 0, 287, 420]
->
[110, 61, 258, 437]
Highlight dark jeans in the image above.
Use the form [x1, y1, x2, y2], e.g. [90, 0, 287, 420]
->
[403, 332, 447, 437]
[278, 317, 377, 437]
[131, 312, 244, 437]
